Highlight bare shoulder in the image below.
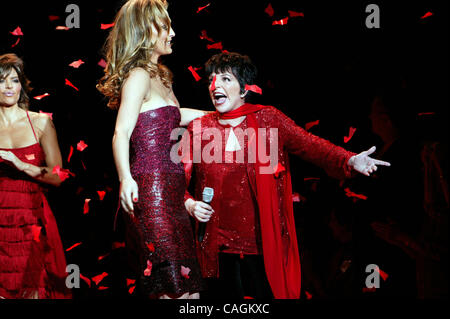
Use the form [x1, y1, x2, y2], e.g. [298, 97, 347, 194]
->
[126, 67, 151, 85]
[29, 111, 54, 133]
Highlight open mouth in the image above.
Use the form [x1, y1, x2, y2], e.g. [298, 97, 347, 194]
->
[213, 92, 227, 105]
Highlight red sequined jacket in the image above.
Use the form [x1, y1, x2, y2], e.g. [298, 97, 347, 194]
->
[183, 106, 356, 278]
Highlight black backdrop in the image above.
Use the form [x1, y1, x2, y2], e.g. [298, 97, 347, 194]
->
[0, 0, 448, 300]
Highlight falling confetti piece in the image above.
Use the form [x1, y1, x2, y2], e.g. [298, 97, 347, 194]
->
[80, 274, 91, 287]
[25, 154, 35, 161]
[188, 66, 202, 81]
[52, 165, 75, 182]
[210, 75, 216, 91]
[305, 290, 313, 299]
[67, 146, 74, 163]
[181, 265, 191, 279]
[420, 12, 433, 19]
[244, 296, 255, 299]
[197, 3, 211, 13]
[288, 10, 304, 18]
[33, 93, 50, 100]
[199, 30, 214, 42]
[65, 78, 79, 91]
[98, 286, 109, 290]
[146, 242, 155, 253]
[375, 266, 389, 281]
[31, 225, 42, 242]
[92, 272, 109, 285]
[112, 241, 125, 249]
[344, 187, 367, 200]
[245, 84, 262, 95]
[48, 15, 60, 21]
[292, 192, 301, 202]
[265, 3, 274, 17]
[10, 26, 23, 36]
[273, 163, 286, 178]
[65, 242, 82, 252]
[69, 59, 85, 68]
[83, 198, 91, 214]
[144, 260, 153, 276]
[11, 38, 21, 48]
[39, 111, 53, 120]
[77, 140, 88, 152]
[98, 59, 107, 68]
[344, 127, 357, 143]
[128, 286, 136, 294]
[207, 42, 223, 50]
[56, 26, 70, 30]
[305, 120, 319, 131]
[97, 190, 106, 201]
[126, 279, 136, 286]
[272, 17, 289, 26]
[101, 23, 115, 30]
[97, 253, 110, 261]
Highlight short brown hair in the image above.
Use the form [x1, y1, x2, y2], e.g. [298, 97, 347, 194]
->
[0, 53, 32, 109]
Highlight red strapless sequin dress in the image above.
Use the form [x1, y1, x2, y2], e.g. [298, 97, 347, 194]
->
[0, 143, 71, 299]
[126, 105, 203, 296]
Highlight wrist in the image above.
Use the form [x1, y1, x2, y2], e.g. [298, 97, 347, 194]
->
[347, 156, 355, 168]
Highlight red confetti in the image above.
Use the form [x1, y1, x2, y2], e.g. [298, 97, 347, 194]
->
[421, 12, 433, 19]
[10, 26, 23, 36]
[199, 30, 214, 42]
[33, 93, 50, 100]
[210, 75, 216, 91]
[305, 120, 319, 131]
[207, 42, 223, 51]
[197, 3, 211, 13]
[97, 253, 110, 261]
[288, 10, 304, 18]
[25, 154, 35, 161]
[65, 78, 79, 91]
[245, 84, 262, 95]
[56, 26, 70, 31]
[304, 177, 320, 181]
[292, 192, 301, 202]
[80, 274, 91, 287]
[272, 17, 289, 26]
[305, 290, 313, 299]
[69, 59, 85, 68]
[344, 127, 357, 143]
[128, 286, 136, 294]
[344, 187, 368, 200]
[67, 146, 74, 163]
[98, 59, 107, 68]
[98, 286, 109, 290]
[83, 198, 91, 214]
[11, 38, 21, 48]
[77, 140, 88, 152]
[146, 242, 155, 253]
[273, 163, 286, 178]
[188, 66, 202, 81]
[39, 111, 53, 120]
[31, 225, 42, 242]
[65, 242, 82, 252]
[97, 190, 106, 201]
[48, 15, 60, 21]
[144, 260, 153, 276]
[244, 296, 254, 299]
[126, 279, 136, 286]
[375, 266, 389, 281]
[92, 272, 109, 285]
[181, 265, 191, 279]
[112, 241, 125, 249]
[265, 3, 274, 17]
[52, 165, 75, 182]
[101, 23, 115, 30]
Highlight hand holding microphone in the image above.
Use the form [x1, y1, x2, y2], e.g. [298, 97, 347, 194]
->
[198, 187, 214, 242]
[185, 187, 214, 242]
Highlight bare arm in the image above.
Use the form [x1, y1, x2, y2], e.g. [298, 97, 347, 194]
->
[113, 68, 150, 215]
[180, 108, 211, 127]
[0, 114, 63, 187]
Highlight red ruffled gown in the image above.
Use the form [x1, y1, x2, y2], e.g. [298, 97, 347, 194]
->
[0, 114, 71, 299]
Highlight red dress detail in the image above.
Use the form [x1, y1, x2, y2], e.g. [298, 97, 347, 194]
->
[0, 112, 70, 299]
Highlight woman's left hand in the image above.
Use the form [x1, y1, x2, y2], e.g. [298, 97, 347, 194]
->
[0, 150, 25, 171]
[348, 146, 391, 176]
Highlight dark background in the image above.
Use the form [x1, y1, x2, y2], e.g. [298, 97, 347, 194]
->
[1, 0, 448, 299]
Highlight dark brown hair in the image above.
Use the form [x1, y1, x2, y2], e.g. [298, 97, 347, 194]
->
[0, 53, 32, 109]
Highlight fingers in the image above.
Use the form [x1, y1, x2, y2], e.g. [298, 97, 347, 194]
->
[120, 183, 138, 217]
[192, 201, 214, 222]
[364, 146, 376, 156]
[374, 159, 391, 166]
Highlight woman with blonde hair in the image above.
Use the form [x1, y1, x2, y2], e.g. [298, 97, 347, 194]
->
[97, 0, 204, 299]
[0, 53, 70, 299]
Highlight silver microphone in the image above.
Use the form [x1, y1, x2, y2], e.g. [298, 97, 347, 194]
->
[198, 187, 214, 242]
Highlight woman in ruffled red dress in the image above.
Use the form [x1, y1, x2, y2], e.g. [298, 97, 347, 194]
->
[0, 53, 71, 299]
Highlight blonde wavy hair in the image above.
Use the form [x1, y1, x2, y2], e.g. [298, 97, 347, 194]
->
[97, 0, 173, 110]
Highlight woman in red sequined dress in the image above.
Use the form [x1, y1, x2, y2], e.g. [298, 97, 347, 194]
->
[97, 0, 206, 299]
[0, 54, 70, 299]
[183, 52, 391, 299]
